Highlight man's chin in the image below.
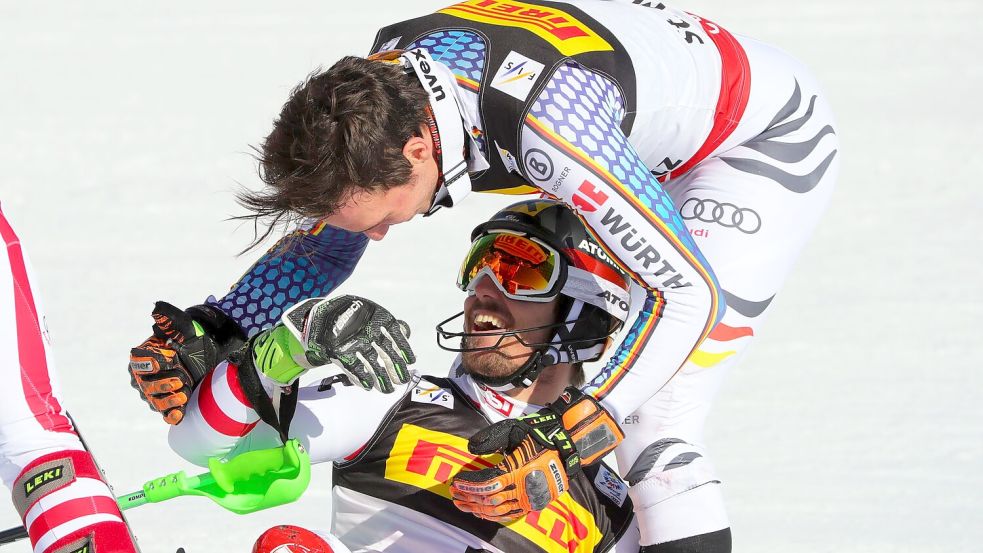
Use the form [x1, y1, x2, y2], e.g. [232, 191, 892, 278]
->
[460, 350, 519, 382]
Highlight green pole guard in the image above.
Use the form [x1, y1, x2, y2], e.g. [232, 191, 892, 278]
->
[117, 490, 149, 511]
[132, 439, 310, 514]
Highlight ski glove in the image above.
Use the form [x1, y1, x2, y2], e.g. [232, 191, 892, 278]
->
[129, 301, 245, 424]
[250, 295, 415, 392]
[450, 387, 623, 522]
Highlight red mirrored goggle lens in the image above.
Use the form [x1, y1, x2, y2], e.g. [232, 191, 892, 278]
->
[458, 233, 559, 297]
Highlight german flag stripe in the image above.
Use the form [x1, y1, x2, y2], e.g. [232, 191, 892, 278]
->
[708, 322, 754, 342]
[592, 292, 665, 401]
[456, 74, 479, 92]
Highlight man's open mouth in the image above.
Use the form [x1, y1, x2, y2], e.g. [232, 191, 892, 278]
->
[471, 312, 510, 333]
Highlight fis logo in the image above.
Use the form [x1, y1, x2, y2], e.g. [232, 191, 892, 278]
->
[491, 51, 545, 101]
[499, 60, 536, 84]
[411, 385, 455, 410]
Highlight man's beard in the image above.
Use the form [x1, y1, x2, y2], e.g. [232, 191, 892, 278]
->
[460, 335, 533, 381]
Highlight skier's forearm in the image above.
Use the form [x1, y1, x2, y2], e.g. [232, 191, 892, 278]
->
[206, 222, 368, 338]
[168, 362, 261, 466]
[168, 356, 399, 466]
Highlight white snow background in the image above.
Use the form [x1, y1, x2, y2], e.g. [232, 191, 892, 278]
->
[1, 1, 980, 551]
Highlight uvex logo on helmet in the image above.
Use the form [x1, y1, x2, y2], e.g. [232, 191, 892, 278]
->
[410, 49, 447, 102]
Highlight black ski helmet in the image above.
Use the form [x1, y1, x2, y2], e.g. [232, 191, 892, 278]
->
[437, 199, 632, 388]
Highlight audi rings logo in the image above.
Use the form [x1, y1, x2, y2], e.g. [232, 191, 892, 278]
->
[680, 198, 762, 234]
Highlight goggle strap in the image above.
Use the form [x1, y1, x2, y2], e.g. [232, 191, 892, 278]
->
[563, 266, 631, 322]
[399, 48, 474, 211]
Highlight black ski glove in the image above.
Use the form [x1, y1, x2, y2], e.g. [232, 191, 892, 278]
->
[128, 301, 245, 424]
[271, 295, 416, 393]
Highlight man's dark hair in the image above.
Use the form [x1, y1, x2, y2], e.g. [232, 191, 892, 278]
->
[238, 56, 430, 244]
[571, 363, 586, 388]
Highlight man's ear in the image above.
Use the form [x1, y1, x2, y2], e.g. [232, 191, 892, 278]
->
[403, 124, 432, 165]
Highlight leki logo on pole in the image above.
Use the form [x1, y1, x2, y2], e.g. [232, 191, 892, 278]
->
[439, 0, 613, 56]
[23, 465, 65, 497]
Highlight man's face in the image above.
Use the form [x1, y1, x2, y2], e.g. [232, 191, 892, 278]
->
[461, 274, 561, 381]
[324, 127, 440, 241]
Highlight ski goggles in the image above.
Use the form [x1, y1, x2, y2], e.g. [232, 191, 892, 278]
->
[457, 231, 566, 302]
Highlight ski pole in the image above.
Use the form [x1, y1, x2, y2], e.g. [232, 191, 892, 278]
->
[0, 439, 310, 547]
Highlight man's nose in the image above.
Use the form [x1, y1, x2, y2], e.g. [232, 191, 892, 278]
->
[473, 272, 505, 299]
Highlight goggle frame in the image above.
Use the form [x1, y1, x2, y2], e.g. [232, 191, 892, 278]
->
[456, 230, 567, 303]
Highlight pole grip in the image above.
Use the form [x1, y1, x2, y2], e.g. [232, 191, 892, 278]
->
[142, 471, 194, 503]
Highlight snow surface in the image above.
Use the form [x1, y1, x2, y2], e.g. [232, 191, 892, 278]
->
[1, 1, 980, 551]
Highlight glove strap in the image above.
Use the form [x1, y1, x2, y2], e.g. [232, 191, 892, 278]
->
[550, 387, 624, 467]
[231, 348, 298, 445]
[186, 303, 247, 343]
[252, 326, 312, 384]
[516, 410, 580, 476]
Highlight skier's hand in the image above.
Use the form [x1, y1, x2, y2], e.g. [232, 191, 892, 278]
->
[129, 302, 245, 424]
[450, 387, 623, 521]
[252, 295, 415, 392]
